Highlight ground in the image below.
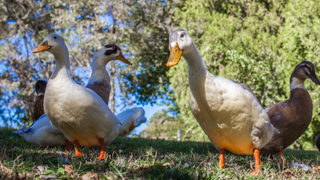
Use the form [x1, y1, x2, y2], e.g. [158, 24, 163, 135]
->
[1, 128, 320, 179]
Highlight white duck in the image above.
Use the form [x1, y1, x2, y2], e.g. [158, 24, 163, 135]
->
[166, 29, 276, 175]
[32, 34, 127, 160]
[13, 114, 69, 148]
[15, 44, 137, 149]
[118, 107, 147, 136]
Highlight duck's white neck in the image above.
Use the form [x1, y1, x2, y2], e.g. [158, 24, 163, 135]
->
[50, 46, 72, 80]
[182, 43, 208, 77]
[88, 57, 110, 85]
[290, 77, 306, 90]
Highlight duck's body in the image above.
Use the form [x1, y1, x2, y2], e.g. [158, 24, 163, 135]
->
[118, 107, 147, 136]
[189, 74, 272, 154]
[261, 61, 319, 158]
[316, 133, 320, 151]
[166, 29, 275, 174]
[33, 80, 47, 120]
[44, 75, 119, 147]
[32, 35, 131, 159]
[13, 114, 67, 147]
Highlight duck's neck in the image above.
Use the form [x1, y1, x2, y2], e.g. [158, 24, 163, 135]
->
[50, 47, 72, 80]
[289, 76, 309, 99]
[183, 43, 208, 81]
[290, 77, 306, 91]
[88, 58, 110, 85]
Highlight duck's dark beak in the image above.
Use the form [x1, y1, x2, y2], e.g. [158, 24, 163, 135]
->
[309, 73, 320, 85]
[166, 43, 183, 67]
[116, 52, 132, 65]
[33, 41, 51, 53]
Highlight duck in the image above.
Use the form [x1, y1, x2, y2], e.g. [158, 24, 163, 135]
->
[13, 114, 69, 149]
[166, 29, 276, 175]
[32, 34, 130, 160]
[260, 61, 320, 162]
[118, 107, 147, 136]
[86, 44, 132, 104]
[316, 133, 320, 152]
[33, 80, 47, 120]
[15, 44, 132, 151]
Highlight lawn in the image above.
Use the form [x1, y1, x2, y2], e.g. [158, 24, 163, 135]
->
[1, 128, 320, 179]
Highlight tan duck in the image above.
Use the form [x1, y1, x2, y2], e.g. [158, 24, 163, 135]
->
[166, 29, 276, 175]
[32, 34, 128, 159]
[33, 80, 47, 120]
[261, 61, 320, 161]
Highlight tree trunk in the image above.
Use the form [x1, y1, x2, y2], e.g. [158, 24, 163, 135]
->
[109, 8, 117, 113]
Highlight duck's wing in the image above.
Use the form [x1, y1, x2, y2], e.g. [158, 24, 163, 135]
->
[265, 101, 289, 129]
[13, 114, 48, 134]
[230, 80, 255, 96]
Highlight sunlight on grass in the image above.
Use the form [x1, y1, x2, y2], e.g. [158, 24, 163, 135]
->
[1, 128, 320, 179]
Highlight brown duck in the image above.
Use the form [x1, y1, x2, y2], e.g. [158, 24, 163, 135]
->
[33, 80, 47, 120]
[260, 61, 320, 161]
[316, 134, 320, 152]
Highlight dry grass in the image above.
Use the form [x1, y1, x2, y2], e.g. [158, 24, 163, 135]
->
[1, 127, 320, 179]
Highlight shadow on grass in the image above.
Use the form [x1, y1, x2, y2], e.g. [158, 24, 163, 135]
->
[1, 127, 320, 179]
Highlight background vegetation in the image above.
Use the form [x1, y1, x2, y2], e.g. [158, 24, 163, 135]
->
[1, 0, 320, 150]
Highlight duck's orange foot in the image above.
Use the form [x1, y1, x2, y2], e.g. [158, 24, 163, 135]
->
[250, 169, 260, 176]
[96, 151, 106, 160]
[74, 151, 83, 157]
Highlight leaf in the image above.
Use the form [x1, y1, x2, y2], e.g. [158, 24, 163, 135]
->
[57, 167, 65, 175]
[63, 164, 73, 175]
[41, 170, 52, 175]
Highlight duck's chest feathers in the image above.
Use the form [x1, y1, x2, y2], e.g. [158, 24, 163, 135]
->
[44, 78, 82, 124]
[86, 80, 110, 105]
[288, 89, 313, 125]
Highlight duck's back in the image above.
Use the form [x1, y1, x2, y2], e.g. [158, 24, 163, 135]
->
[189, 73, 274, 155]
[34, 95, 45, 120]
[261, 89, 312, 155]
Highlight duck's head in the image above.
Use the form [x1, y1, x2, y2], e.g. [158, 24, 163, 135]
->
[290, 61, 320, 89]
[166, 29, 193, 67]
[93, 44, 132, 65]
[33, 34, 67, 54]
[35, 80, 47, 94]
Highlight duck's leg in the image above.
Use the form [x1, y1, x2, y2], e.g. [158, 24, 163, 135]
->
[250, 148, 261, 175]
[279, 150, 285, 165]
[66, 140, 71, 152]
[219, 149, 225, 169]
[97, 138, 106, 160]
[72, 140, 83, 157]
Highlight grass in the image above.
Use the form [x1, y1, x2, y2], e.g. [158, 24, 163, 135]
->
[1, 128, 320, 179]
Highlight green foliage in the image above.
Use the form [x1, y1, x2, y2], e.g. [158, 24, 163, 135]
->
[168, 0, 320, 149]
[140, 109, 185, 138]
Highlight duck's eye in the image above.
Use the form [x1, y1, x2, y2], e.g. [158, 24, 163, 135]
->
[181, 34, 184, 38]
[112, 46, 115, 50]
[54, 36, 57, 39]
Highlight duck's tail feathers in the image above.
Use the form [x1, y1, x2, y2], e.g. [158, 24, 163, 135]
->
[13, 127, 32, 134]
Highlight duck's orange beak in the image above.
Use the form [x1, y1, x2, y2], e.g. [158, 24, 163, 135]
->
[166, 43, 183, 67]
[33, 41, 51, 53]
[116, 52, 132, 65]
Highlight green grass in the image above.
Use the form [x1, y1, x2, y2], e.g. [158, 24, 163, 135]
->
[1, 128, 320, 179]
